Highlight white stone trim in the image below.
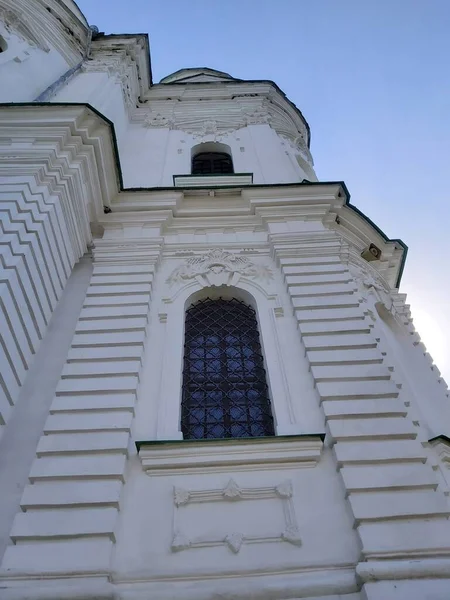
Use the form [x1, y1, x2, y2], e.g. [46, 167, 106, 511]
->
[357, 557, 450, 581]
[170, 477, 302, 553]
[138, 435, 324, 475]
[173, 174, 253, 187]
[154, 252, 302, 440]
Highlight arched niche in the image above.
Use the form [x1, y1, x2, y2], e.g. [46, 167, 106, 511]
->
[153, 275, 297, 441]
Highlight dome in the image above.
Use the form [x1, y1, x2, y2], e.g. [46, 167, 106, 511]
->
[159, 67, 239, 84]
[55, 0, 89, 28]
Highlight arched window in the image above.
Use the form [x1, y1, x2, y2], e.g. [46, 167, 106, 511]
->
[192, 152, 234, 175]
[181, 298, 274, 440]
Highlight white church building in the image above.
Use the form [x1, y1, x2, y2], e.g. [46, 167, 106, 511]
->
[1, 2, 450, 599]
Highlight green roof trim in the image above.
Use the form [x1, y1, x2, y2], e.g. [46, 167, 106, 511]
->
[429, 435, 450, 445]
[135, 433, 326, 452]
[0, 102, 408, 288]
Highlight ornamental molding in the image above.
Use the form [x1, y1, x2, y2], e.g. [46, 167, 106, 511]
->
[0, 104, 119, 257]
[83, 54, 138, 114]
[84, 37, 150, 114]
[0, 7, 50, 52]
[135, 94, 309, 147]
[242, 104, 272, 125]
[429, 437, 450, 466]
[0, 0, 89, 65]
[170, 478, 302, 554]
[166, 248, 273, 288]
[280, 134, 314, 166]
[349, 261, 396, 318]
[92, 238, 164, 266]
[143, 111, 174, 129]
[178, 118, 240, 141]
[138, 436, 324, 475]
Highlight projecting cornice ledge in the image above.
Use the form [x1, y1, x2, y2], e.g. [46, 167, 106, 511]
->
[0, 103, 120, 255]
[429, 435, 450, 466]
[0, 103, 120, 209]
[0, 103, 407, 287]
[136, 434, 325, 476]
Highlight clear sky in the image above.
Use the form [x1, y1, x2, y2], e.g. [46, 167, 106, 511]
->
[76, 0, 450, 382]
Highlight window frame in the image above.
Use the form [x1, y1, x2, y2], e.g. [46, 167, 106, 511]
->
[153, 280, 303, 442]
[180, 297, 275, 440]
[191, 151, 234, 175]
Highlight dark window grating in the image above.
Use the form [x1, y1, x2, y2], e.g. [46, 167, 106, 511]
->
[181, 298, 275, 440]
[192, 152, 234, 175]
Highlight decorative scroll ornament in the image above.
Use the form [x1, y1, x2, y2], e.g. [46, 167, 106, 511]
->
[144, 111, 173, 128]
[166, 249, 273, 286]
[222, 479, 243, 500]
[225, 532, 244, 553]
[190, 119, 238, 141]
[199, 119, 218, 135]
[281, 134, 314, 166]
[275, 480, 293, 498]
[173, 486, 190, 506]
[244, 106, 271, 125]
[350, 264, 394, 317]
[170, 478, 302, 554]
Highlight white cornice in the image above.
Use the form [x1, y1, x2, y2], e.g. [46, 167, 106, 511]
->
[108, 183, 404, 289]
[0, 104, 119, 257]
[85, 35, 151, 113]
[138, 436, 324, 475]
[136, 82, 310, 153]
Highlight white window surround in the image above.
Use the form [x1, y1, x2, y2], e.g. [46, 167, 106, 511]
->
[137, 435, 325, 475]
[173, 173, 253, 187]
[153, 262, 307, 441]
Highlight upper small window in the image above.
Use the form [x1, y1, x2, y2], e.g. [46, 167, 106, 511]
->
[192, 151, 234, 175]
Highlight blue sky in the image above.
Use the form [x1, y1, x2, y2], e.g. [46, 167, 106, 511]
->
[76, 0, 450, 381]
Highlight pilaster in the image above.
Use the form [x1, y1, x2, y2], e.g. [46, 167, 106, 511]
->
[0, 104, 120, 427]
[0, 234, 163, 581]
[270, 230, 450, 589]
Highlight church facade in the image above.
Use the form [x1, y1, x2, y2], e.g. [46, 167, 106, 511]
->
[1, 2, 450, 599]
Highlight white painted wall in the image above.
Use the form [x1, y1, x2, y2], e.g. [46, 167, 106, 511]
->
[118, 123, 314, 188]
[1, 8, 450, 599]
[0, 25, 72, 102]
[0, 256, 92, 564]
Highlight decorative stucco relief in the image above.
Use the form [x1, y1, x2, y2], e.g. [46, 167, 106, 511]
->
[281, 134, 314, 166]
[179, 118, 239, 141]
[0, 7, 50, 52]
[350, 262, 395, 319]
[166, 249, 273, 288]
[136, 98, 309, 151]
[243, 105, 271, 125]
[171, 478, 302, 554]
[143, 111, 174, 129]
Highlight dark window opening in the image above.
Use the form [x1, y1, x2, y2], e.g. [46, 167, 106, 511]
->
[181, 298, 275, 440]
[192, 152, 234, 175]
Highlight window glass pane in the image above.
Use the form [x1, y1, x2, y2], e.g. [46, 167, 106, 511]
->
[181, 298, 274, 440]
[192, 152, 234, 175]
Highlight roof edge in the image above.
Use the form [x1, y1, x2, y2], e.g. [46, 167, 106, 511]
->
[0, 102, 407, 287]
